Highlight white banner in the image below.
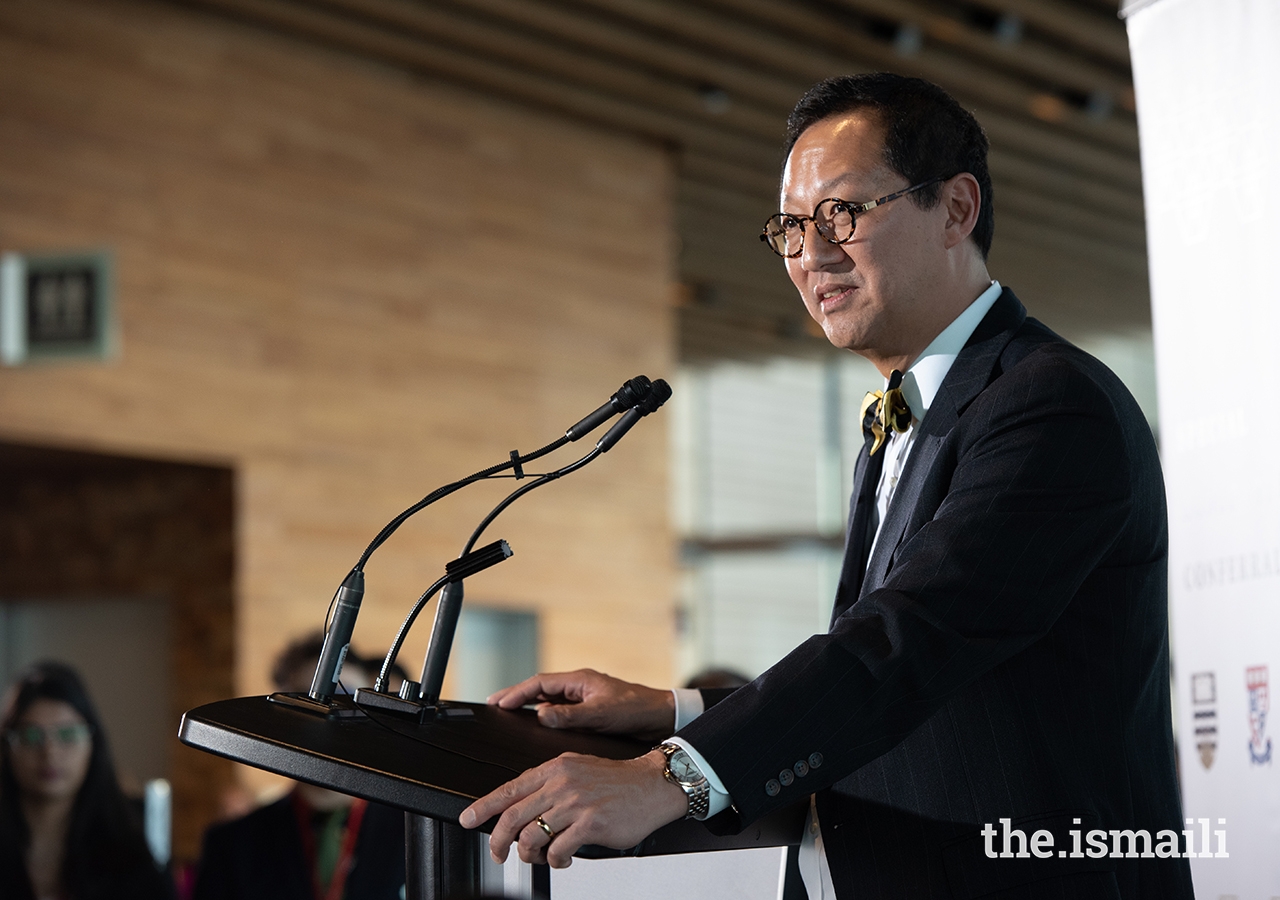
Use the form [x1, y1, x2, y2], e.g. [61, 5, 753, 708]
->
[1126, 0, 1280, 895]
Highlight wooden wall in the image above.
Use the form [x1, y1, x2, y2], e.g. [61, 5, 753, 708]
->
[0, 0, 677, 851]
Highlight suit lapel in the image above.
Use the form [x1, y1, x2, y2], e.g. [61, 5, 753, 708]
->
[833, 436, 885, 621]
[856, 288, 1028, 596]
[861, 433, 942, 594]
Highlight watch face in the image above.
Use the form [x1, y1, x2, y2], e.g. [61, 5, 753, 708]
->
[669, 749, 699, 783]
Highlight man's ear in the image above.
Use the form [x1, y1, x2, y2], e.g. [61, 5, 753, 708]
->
[940, 173, 981, 250]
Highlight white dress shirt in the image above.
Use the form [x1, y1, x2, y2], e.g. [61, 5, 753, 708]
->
[669, 281, 1003, 899]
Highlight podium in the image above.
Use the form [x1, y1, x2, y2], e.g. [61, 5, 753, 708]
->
[179, 695, 803, 899]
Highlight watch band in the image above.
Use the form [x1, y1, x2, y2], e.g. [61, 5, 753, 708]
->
[684, 777, 711, 820]
[657, 742, 712, 821]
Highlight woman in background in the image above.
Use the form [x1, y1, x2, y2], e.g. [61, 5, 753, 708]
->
[0, 661, 172, 900]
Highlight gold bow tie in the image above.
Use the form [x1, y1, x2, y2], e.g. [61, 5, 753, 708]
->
[860, 369, 913, 456]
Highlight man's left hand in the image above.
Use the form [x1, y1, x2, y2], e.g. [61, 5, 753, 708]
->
[458, 749, 689, 868]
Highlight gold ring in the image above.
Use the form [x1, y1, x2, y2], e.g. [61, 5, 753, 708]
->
[534, 815, 556, 840]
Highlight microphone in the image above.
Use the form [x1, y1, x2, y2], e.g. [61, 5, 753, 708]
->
[358, 380, 674, 719]
[564, 376, 653, 441]
[308, 569, 364, 702]
[597, 378, 672, 452]
[271, 569, 367, 715]
[351, 375, 658, 573]
[285, 377, 668, 718]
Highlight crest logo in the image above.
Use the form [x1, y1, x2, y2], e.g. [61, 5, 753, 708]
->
[1192, 672, 1217, 769]
[1247, 665, 1272, 765]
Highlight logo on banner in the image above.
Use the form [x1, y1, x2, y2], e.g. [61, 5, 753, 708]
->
[1246, 666, 1272, 765]
[1192, 672, 1217, 769]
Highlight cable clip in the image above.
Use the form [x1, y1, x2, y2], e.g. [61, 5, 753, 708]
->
[510, 450, 524, 479]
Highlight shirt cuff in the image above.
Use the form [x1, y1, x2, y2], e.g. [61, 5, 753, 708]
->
[671, 688, 704, 731]
[664, 736, 732, 818]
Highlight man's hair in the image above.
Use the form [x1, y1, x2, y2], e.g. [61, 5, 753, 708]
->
[271, 630, 408, 692]
[784, 73, 994, 259]
[272, 632, 328, 692]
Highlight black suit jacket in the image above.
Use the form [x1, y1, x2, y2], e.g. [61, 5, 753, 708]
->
[192, 793, 405, 900]
[679, 290, 1194, 899]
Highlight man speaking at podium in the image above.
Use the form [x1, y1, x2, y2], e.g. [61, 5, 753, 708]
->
[461, 74, 1193, 899]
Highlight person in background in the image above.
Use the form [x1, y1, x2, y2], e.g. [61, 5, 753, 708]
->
[0, 661, 174, 900]
[192, 633, 407, 900]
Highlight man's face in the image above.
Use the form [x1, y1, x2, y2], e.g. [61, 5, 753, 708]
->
[781, 111, 945, 363]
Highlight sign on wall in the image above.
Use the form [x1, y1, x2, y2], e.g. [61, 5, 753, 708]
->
[0, 249, 115, 365]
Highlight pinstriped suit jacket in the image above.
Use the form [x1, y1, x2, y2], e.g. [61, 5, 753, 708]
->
[679, 290, 1194, 899]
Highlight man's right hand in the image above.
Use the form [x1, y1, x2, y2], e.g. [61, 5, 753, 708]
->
[487, 669, 675, 739]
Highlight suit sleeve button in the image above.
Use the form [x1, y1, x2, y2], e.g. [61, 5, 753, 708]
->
[778, 769, 794, 787]
[794, 760, 809, 777]
[808, 752, 823, 769]
[765, 779, 781, 797]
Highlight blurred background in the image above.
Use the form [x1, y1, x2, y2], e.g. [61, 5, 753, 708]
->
[0, 0, 1153, 870]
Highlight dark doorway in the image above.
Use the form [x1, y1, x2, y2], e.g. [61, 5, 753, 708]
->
[0, 440, 236, 864]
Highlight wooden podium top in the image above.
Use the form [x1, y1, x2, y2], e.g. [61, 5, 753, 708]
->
[179, 695, 802, 858]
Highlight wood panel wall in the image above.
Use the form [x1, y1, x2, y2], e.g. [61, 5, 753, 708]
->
[0, 0, 677, 851]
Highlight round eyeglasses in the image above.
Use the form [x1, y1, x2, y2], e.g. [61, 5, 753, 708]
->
[759, 177, 944, 258]
[4, 723, 93, 750]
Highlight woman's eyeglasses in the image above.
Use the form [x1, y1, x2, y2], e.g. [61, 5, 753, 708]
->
[4, 723, 93, 750]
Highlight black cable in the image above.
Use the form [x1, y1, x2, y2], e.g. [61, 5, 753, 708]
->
[374, 447, 601, 690]
[353, 375, 654, 571]
[375, 573, 451, 692]
[463, 448, 601, 555]
[354, 435, 570, 571]
[359, 379, 666, 698]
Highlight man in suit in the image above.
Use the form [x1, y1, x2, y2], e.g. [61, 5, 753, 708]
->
[460, 74, 1193, 899]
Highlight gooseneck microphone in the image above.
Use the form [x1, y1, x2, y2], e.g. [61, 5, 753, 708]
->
[370, 539, 513, 695]
[351, 376, 656, 574]
[410, 378, 672, 708]
[280, 376, 670, 716]
[368, 378, 673, 706]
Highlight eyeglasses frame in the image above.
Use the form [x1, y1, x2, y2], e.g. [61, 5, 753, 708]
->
[759, 177, 946, 258]
[4, 722, 94, 750]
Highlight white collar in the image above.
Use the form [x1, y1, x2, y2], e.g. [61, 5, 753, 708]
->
[896, 281, 1002, 424]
